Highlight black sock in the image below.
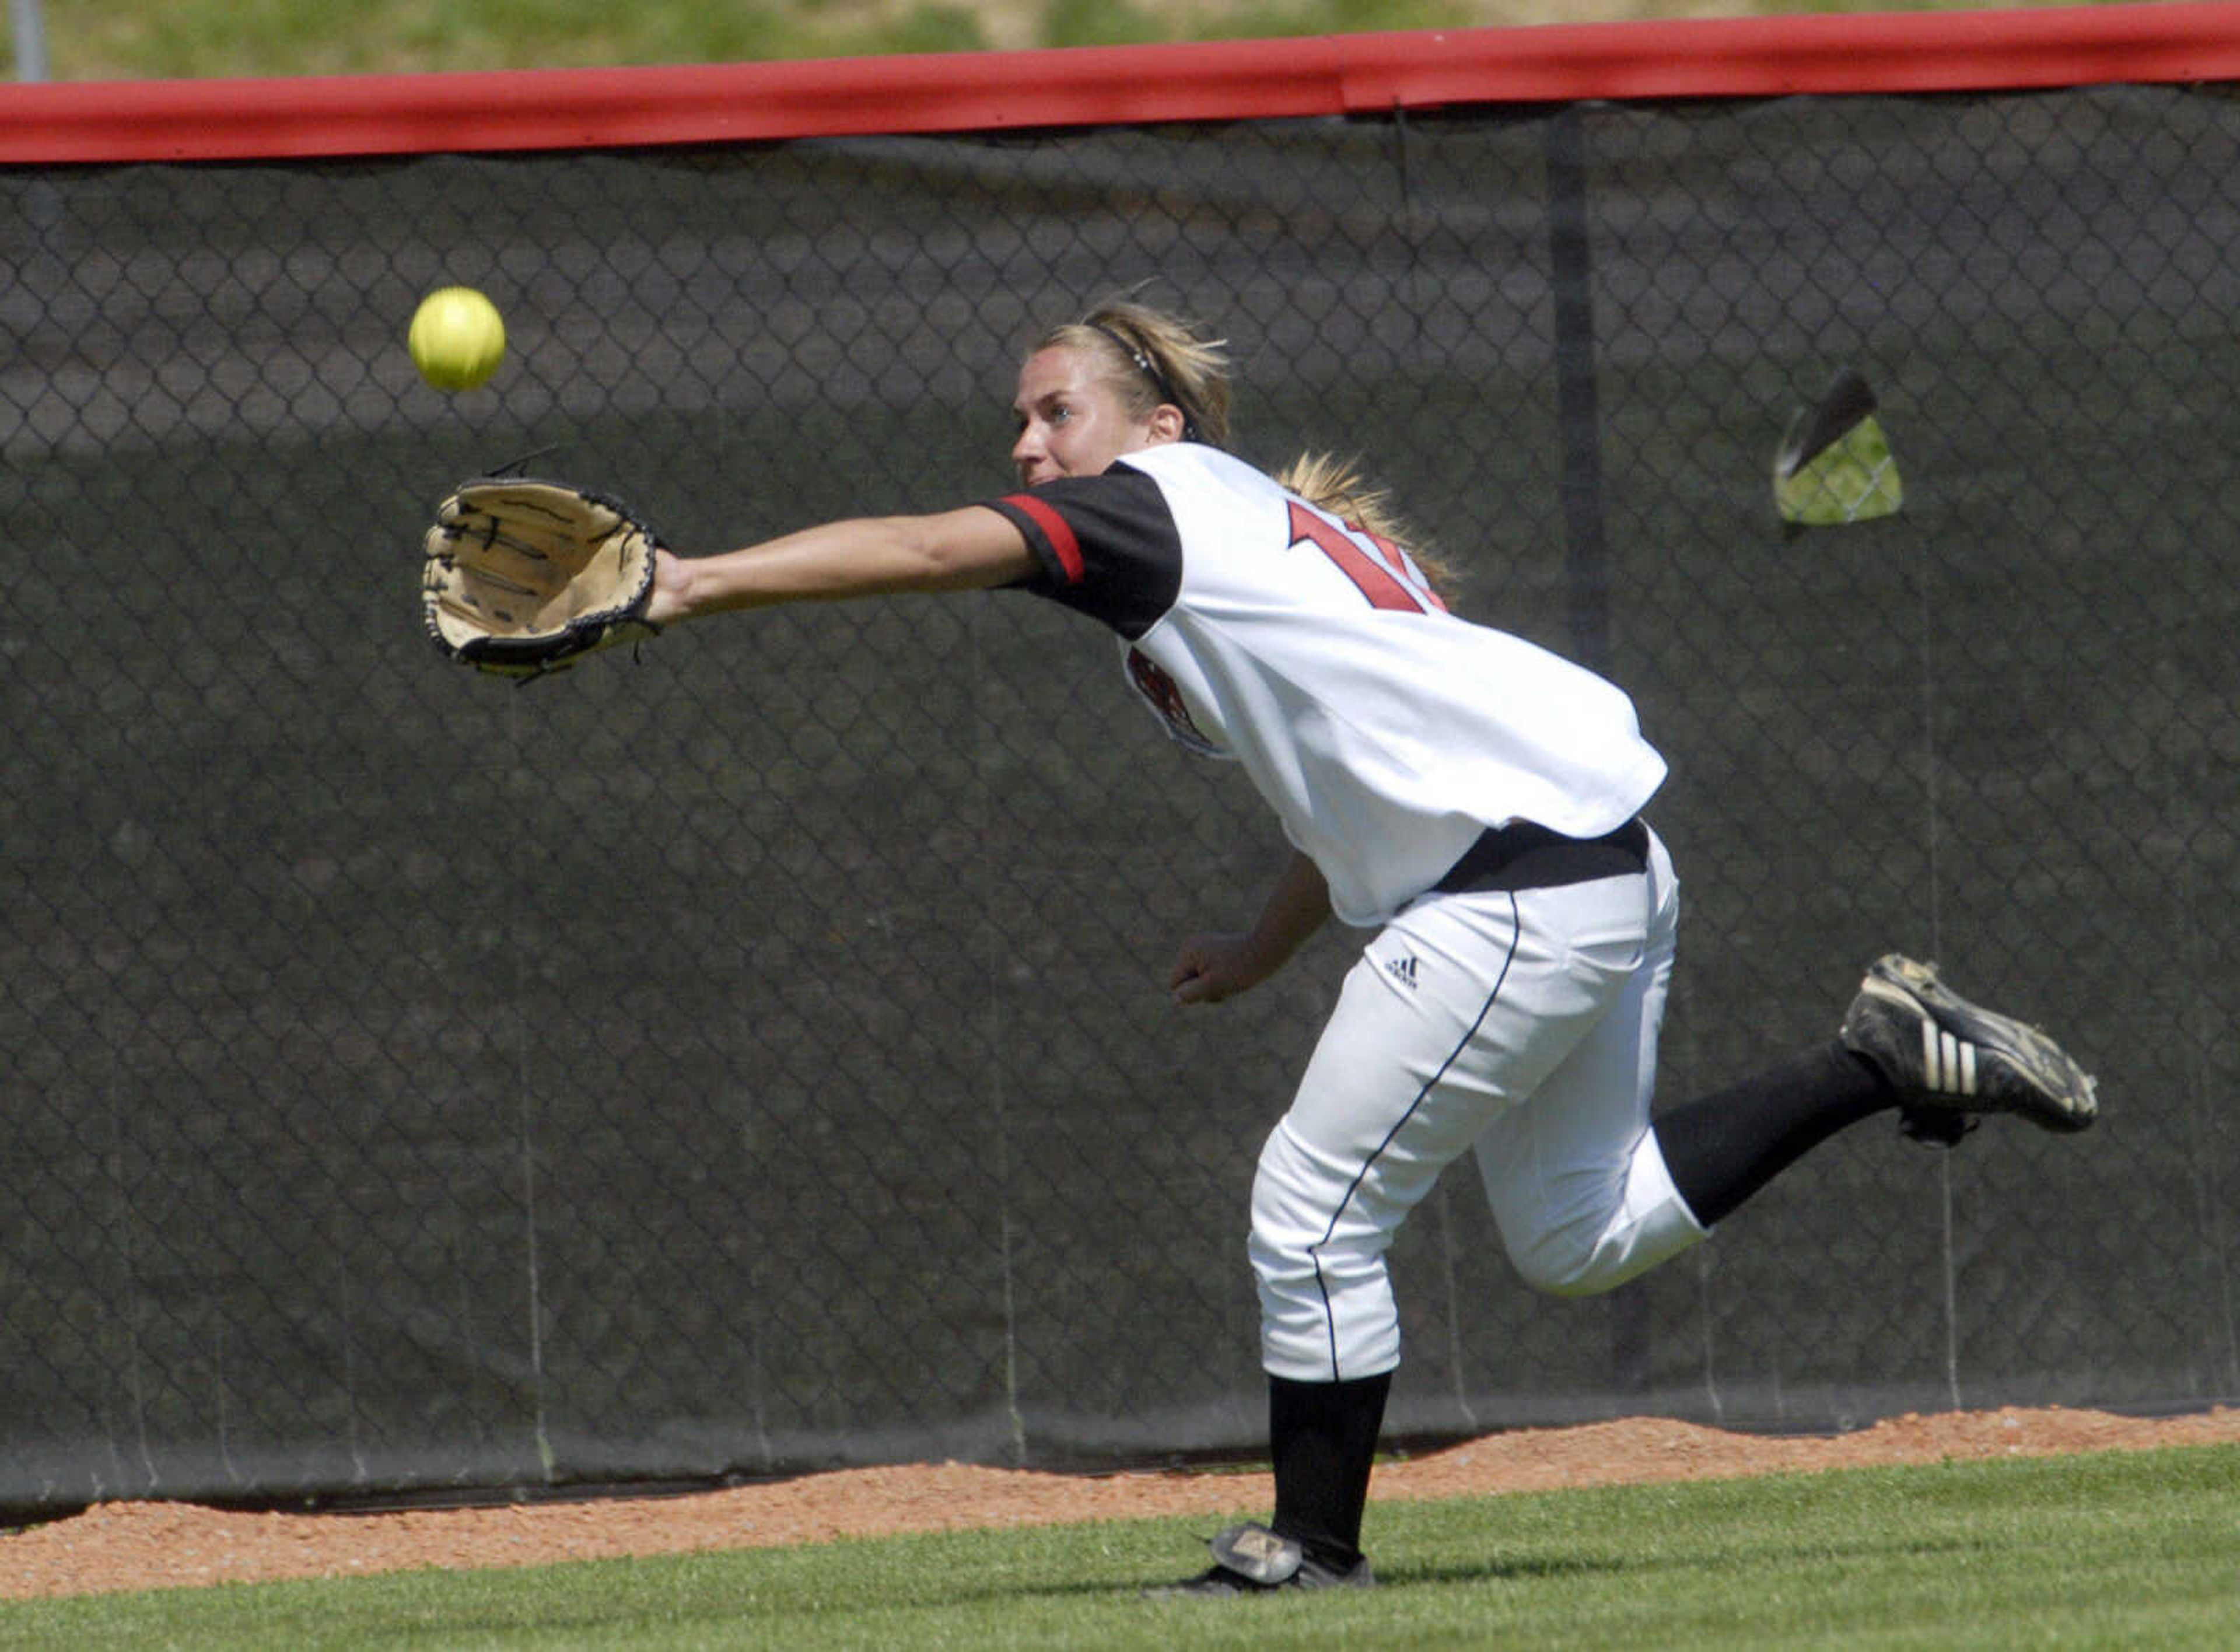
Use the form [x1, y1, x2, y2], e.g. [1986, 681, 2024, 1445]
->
[1655, 1041, 1894, 1228]
[1268, 1370, 1392, 1571]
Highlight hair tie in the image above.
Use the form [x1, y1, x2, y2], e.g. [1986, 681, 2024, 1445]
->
[1087, 320, 1199, 443]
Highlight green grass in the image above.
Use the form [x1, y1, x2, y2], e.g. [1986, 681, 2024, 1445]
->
[8, 0, 2107, 82]
[6, 1445, 2238, 1650]
[23, 0, 1479, 82]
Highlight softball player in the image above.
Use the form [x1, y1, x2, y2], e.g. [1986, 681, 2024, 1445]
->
[642, 300, 2097, 1599]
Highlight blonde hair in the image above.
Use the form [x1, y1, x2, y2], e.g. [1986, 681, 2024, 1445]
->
[1035, 299, 1234, 450]
[1035, 300, 1457, 597]
[1276, 450, 1460, 601]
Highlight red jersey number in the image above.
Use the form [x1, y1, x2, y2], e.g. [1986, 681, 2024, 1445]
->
[1286, 501, 1445, 614]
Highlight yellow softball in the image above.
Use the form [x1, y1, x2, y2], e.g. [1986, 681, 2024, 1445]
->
[409, 286, 506, 392]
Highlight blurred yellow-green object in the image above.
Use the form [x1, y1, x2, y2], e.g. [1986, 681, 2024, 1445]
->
[1774, 368, 1903, 527]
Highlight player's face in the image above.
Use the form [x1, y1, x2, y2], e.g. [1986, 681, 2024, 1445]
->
[1010, 346, 1163, 488]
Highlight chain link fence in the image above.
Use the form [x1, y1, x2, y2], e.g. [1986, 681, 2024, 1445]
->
[3, 66, 2236, 1513]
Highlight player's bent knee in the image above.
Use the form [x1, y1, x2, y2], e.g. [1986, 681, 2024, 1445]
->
[1504, 1212, 1656, 1297]
[1248, 1122, 1338, 1269]
[1507, 1209, 1705, 1297]
[1509, 1244, 1618, 1298]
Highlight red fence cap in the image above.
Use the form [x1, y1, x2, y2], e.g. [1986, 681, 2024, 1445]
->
[5, 2, 2240, 163]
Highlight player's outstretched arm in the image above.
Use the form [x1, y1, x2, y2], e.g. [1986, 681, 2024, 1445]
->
[1167, 852, 1332, 1007]
[645, 506, 1035, 625]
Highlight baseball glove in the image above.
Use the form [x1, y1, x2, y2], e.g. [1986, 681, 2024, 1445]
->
[422, 477, 663, 678]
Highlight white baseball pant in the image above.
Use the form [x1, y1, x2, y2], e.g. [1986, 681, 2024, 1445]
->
[1250, 828, 1706, 1383]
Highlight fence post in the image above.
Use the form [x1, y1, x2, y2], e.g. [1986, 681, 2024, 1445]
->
[11, 0, 47, 82]
[1544, 104, 1656, 1399]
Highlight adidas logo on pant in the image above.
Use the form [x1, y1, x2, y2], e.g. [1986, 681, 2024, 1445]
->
[1384, 954, 1419, 989]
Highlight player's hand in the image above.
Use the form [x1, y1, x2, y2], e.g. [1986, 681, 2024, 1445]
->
[1167, 932, 1274, 1007]
[643, 548, 692, 628]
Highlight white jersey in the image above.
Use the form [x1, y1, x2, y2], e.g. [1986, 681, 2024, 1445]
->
[985, 443, 1667, 926]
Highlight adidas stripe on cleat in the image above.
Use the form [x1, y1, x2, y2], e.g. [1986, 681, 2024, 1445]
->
[1840, 954, 2098, 1135]
[1918, 1023, 1978, 1096]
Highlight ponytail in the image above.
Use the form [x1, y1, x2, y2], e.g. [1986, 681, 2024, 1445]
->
[1276, 451, 1460, 601]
